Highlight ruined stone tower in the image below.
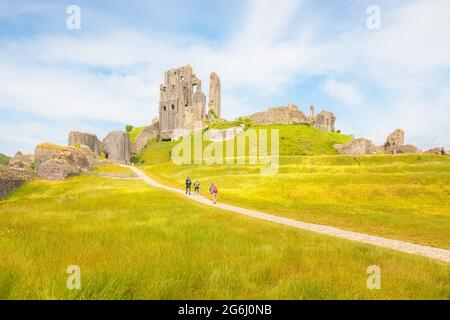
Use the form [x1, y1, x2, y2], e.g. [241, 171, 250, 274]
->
[208, 72, 221, 120]
[315, 111, 336, 132]
[310, 104, 315, 119]
[159, 65, 206, 140]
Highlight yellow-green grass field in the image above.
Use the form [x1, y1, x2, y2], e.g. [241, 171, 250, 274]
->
[136, 125, 450, 249]
[91, 163, 137, 178]
[0, 175, 448, 299]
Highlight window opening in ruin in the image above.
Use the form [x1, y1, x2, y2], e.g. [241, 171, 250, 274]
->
[163, 106, 167, 111]
[192, 84, 197, 94]
[181, 75, 184, 81]
[171, 104, 175, 110]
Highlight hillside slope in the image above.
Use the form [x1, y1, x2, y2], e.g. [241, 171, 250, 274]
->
[136, 124, 352, 165]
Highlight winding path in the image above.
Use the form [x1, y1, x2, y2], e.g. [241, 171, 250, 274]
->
[126, 165, 450, 264]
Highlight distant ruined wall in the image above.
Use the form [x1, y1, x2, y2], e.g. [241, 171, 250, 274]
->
[384, 129, 404, 152]
[69, 131, 103, 156]
[208, 72, 221, 120]
[102, 131, 131, 164]
[314, 111, 336, 132]
[250, 104, 307, 125]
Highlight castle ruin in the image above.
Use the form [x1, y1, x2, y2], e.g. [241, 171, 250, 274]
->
[159, 65, 204, 140]
[208, 72, 221, 120]
[248, 103, 336, 132]
[158, 65, 222, 141]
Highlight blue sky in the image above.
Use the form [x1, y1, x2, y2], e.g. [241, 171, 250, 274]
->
[0, 0, 449, 155]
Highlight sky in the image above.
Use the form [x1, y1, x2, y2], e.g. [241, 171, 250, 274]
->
[0, 0, 449, 155]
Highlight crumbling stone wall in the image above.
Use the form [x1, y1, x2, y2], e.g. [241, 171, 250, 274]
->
[131, 122, 160, 154]
[208, 72, 221, 120]
[0, 166, 36, 199]
[34, 143, 92, 180]
[334, 138, 376, 155]
[8, 151, 34, 169]
[68, 131, 103, 156]
[315, 111, 336, 132]
[384, 129, 404, 153]
[102, 131, 131, 164]
[250, 104, 307, 125]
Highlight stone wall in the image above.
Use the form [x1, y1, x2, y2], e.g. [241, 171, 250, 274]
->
[0, 166, 36, 199]
[315, 111, 336, 132]
[131, 122, 160, 154]
[102, 131, 131, 164]
[68, 131, 103, 156]
[249, 104, 307, 125]
[8, 151, 34, 169]
[384, 129, 404, 152]
[334, 138, 376, 155]
[34, 143, 92, 180]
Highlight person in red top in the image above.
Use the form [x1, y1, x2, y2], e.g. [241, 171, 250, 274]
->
[209, 183, 218, 204]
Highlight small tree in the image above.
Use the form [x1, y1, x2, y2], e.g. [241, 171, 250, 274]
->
[125, 124, 134, 133]
[209, 109, 218, 120]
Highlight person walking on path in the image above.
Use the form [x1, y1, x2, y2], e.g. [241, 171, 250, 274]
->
[209, 183, 218, 204]
[441, 147, 446, 156]
[194, 180, 200, 195]
[185, 177, 192, 195]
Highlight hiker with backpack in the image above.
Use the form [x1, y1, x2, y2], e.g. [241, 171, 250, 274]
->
[185, 177, 192, 195]
[194, 180, 200, 195]
[209, 183, 218, 204]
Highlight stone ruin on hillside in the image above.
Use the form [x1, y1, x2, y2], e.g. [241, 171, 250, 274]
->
[69, 131, 131, 164]
[248, 103, 336, 132]
[158, 65, 222, 141]
[333, 128, 424, 156]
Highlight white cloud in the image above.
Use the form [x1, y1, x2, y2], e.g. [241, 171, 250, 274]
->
[323, 79, 363, 106]
[0, 0, 449, 155]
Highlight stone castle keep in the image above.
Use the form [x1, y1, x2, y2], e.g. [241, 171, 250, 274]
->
[159, 65, 221, 141]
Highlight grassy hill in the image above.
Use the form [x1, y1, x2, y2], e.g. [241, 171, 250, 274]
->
[0, 175, 448, 299]
[136, 125, 450, 249]
[0, 153, 9, 166]
[136, 124, 352, 165]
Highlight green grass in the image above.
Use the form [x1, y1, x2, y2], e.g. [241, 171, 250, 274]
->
[129, 126, 146, 144]
[0, 153, 9, 166]
[138, 125, 352, 165]
[91, 163, 136, 178]
[136, 125, 450, 249]
[210, 120, 246, 130]
[0, 175, 448, 299]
